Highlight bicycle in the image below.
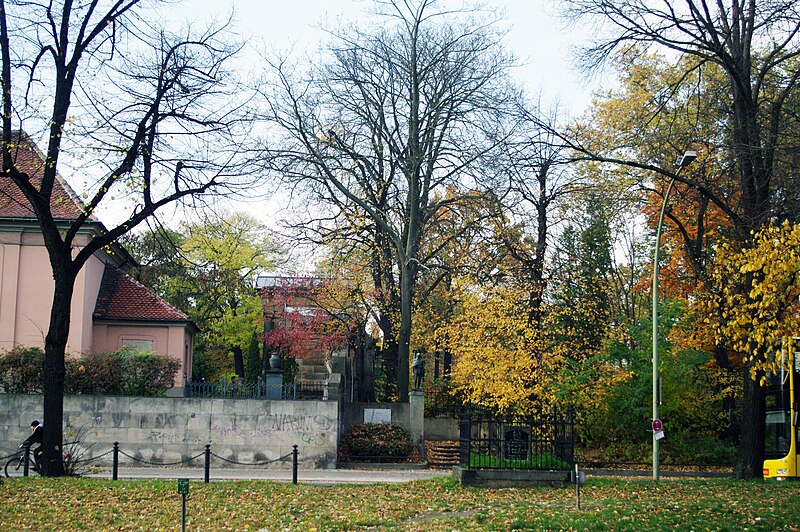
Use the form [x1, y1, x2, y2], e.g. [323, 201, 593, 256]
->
[4, 441, 80, 477]
[4, 446, 41, 477]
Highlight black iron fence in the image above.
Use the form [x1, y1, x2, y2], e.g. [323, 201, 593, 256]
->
[423, 381, 465, 418]
[186, 377, 326, 400]
[459, 405, 574, 470]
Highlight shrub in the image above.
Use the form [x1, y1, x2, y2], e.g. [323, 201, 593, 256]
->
[424, 380, 464, 418]
[342, 423, 414, 460]
[66, 351, 124, 395]
[62, 425, 97, 477]
[0, 346, 180, 396]
[662, 432, 738, 466]
[112, 348, 181, 396]
[201, 345, 235, 382]
[0, 346, 44, 393]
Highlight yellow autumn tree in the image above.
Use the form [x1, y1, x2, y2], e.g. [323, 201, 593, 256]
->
[440, 280, 558, 414]
[702, 221, 800, 380]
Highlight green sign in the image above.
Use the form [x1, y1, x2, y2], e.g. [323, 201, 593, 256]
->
[177, 478, 190, 495]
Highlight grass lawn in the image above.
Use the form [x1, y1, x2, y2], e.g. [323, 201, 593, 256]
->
[1, 475, 799, 530]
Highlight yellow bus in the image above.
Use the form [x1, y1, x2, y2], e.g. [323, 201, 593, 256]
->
[763, 339, 799, 480]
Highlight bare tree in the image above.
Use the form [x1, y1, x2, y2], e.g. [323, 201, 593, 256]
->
[262, 0, 515, 401]
[0, 0, 256, 476]
[561, 0, 800, 478]
[488, 101, 593, 330]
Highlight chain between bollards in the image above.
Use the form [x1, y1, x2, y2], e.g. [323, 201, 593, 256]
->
[77, 442, 299, 482]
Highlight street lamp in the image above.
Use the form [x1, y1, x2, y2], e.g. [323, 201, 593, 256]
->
[652, 150, 696, 481]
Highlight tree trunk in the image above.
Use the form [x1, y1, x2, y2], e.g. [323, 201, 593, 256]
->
[397, 262, 413, 402]
[381, 340, 399, 402]
[375, 306, 398, 401]
[712, 345, 739, 443]
[734, 364, 766, 479]
[353, 333, 375, 403]
[261, 313, 274, 381]
[232, 345, 245, 379]
[363, 339, 375, 402]
[42, 270, 75, 477]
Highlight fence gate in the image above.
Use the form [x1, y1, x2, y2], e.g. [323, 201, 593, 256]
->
[459, 405, 574, 471]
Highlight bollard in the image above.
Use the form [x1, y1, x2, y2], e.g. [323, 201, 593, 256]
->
[292, 445, 298, 484]
[204, 444, 211, 483]
[23, 443, 30, 477]
[113, 442, 119, 480]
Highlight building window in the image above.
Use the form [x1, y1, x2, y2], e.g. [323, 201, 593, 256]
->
[122, 339, 154, 352]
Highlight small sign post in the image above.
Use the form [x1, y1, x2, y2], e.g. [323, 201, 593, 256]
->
[652, 419, 665, 441]
[177, 478, 189, 532]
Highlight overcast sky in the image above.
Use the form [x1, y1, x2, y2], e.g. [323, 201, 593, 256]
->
[183, 0, 600, 113]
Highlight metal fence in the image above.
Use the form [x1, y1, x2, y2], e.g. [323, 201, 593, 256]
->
[423, 382, 465, 418]
[459, 405, 574, 470]
[186, 377, 326, 400]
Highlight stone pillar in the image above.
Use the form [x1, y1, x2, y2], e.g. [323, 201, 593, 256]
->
[264, 353, 284, 399]
[325, 373, 343, 401]
[409, 389, 424, 449]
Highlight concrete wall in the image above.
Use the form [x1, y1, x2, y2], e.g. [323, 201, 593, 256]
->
[424, 417, 459, 441]
[339, 398, 460, 443]
[341, 401, 410, 434]
[0, 394, 339, 469]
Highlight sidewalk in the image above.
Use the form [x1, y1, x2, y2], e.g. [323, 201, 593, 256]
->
[83, 465, 452, 484]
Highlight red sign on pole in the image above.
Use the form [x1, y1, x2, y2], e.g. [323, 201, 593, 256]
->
[652, 419, 663, 432]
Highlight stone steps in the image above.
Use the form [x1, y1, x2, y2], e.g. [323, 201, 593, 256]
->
[295, 358, 329, 384]
[425, 440, 461, 468]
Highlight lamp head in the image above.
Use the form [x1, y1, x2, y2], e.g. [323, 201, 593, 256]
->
[677, 151, 697, 168]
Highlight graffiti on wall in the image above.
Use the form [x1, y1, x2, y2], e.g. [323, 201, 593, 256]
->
[146, 431, 203, 445]
[210, 414, 333, 446]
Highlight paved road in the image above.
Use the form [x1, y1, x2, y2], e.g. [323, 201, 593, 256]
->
[83, 465, 452, 484]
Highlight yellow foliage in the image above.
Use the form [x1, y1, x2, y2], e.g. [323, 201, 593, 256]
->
[438, 281, 557, 414]
[703, 221, 800, 378]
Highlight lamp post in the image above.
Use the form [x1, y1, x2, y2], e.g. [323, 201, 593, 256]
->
[652, 150, 696, 481]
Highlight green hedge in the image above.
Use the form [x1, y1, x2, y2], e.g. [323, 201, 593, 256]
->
[0, 346, 180, 396]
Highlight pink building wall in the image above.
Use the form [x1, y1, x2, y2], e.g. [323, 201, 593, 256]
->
[0, 227, 99, 355]
[92, 323, 193, 382]
[0, 226, 191, 386]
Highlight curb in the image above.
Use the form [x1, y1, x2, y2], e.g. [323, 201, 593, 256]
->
[336, 462, 429, 470]
[585, 468, 731, 479]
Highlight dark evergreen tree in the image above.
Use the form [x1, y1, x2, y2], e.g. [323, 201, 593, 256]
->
[245, 331, 261, 385]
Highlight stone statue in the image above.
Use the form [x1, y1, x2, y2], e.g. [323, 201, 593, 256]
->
[412, 350, 425, 390]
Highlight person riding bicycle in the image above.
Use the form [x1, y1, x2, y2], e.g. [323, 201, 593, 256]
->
[20, 420, 44, 470]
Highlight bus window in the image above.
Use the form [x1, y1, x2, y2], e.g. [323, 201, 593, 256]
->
[765, 373, 791, 457]
[765, 410, 791, 456]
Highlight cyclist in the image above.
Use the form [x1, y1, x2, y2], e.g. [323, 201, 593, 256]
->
[20, 420, 44, 471]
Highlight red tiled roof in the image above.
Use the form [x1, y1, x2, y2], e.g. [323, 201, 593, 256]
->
[0, 131, 88, 220]
[94, 264, 192, 323]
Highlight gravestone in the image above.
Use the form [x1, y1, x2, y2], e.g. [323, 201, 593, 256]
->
[504, 428, 529, 460]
